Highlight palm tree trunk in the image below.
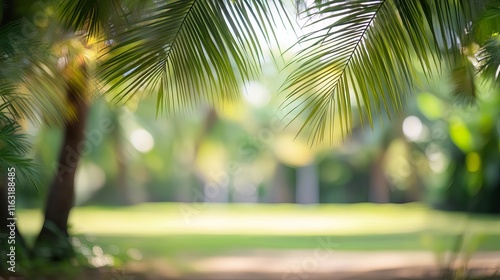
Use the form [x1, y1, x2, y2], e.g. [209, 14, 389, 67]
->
[34, 63, 89, 261]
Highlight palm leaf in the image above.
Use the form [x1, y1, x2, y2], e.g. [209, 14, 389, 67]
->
[98, 0, 293, 114]
[0, 112, 44, 190]
[57, 0, 149, 38]
[0, 17, 62, 190]
[0, 20, 73, 126]
[477, 34, 500, 84]
[283, 0, 498, 144]
[470, 1, 500, 44]
[282, 0, 420, 144]
[475, 4, 500, 84]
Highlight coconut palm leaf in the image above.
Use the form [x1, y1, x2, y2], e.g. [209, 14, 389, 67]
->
[0, 17, 61, 189]
[475, 5, 500, 84]
[282, 0, 425, 144]
[0, 109, 43, 190]
[93, 0, 293, 113]
[283, 0, 499, 144]
[0, 20, 74, 126]
[57, 0, 148, 37]
[477, 34, 500, 84]
[471, 2, 500, 44]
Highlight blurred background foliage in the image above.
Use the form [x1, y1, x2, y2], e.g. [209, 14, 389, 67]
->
[18, 49, 500, 213]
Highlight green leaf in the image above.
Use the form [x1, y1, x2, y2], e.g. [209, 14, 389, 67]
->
[99, 0, 293, 114]
[282, 0, 498, 144]
[477, 34, 500, 85]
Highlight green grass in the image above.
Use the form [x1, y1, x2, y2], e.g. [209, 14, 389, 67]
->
[89, 232, 500, 258]
[17, 202, 500, 260]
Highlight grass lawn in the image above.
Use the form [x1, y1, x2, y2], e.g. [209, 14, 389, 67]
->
[17, 202, 500, 260]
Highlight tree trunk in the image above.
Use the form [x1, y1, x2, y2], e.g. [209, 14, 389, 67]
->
[34, 62, 89, 261]
[192, 108, 219, 202]
[405, 141, 422, 202]
[111, 110, 131, 205]
[369, 152, 390, 203]
[267, 163, 293, 203]
[115, 136, 130, 204]
[296, 163, 319, 204]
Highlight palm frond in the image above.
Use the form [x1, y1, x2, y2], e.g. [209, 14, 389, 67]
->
[99, 0, 293, 114]
[0, 16, 61, 190]
[0, 113, 44, 190]
[283, 0, 498, 144]
[450, 56, 477, 104]
[471, 1, 500, 44]
[282, 0, 425, 144]
[477, 34, 500, 84]
[57, 0, 148, 37]
[474, 4, 500, 85]
[0, 113, 30, 155]
[0, 20, 72, 126]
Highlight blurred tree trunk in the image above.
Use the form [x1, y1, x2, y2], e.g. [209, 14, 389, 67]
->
[368, 118, 394, 203]
[369, 152, 390, 203]
[267, 163, 293, 203]
[111, 109, 130, 205]
[405, 142, 422, 202]
[115, 135, 129, 204]
[193, 109, 220, 202]
[296, 163, 319, 204]
[34, 59, 89, 261]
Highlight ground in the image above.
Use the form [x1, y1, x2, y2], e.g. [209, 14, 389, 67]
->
[9, 203, 500, 279]
[120, 250, 500, 280]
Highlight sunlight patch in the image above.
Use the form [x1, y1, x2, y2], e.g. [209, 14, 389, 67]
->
[130, 128, 155, 153]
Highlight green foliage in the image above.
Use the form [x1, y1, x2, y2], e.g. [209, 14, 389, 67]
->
[414, 71, 500, 213]
[284, 0, 416, 143]
[68, 0, 295, 113]
[0, 12, 72, 127]
[477, 34, 500, 85]
[0, 113, 42, 189]
[283, 0, 500, 144]
[0, 10, 55, 190]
